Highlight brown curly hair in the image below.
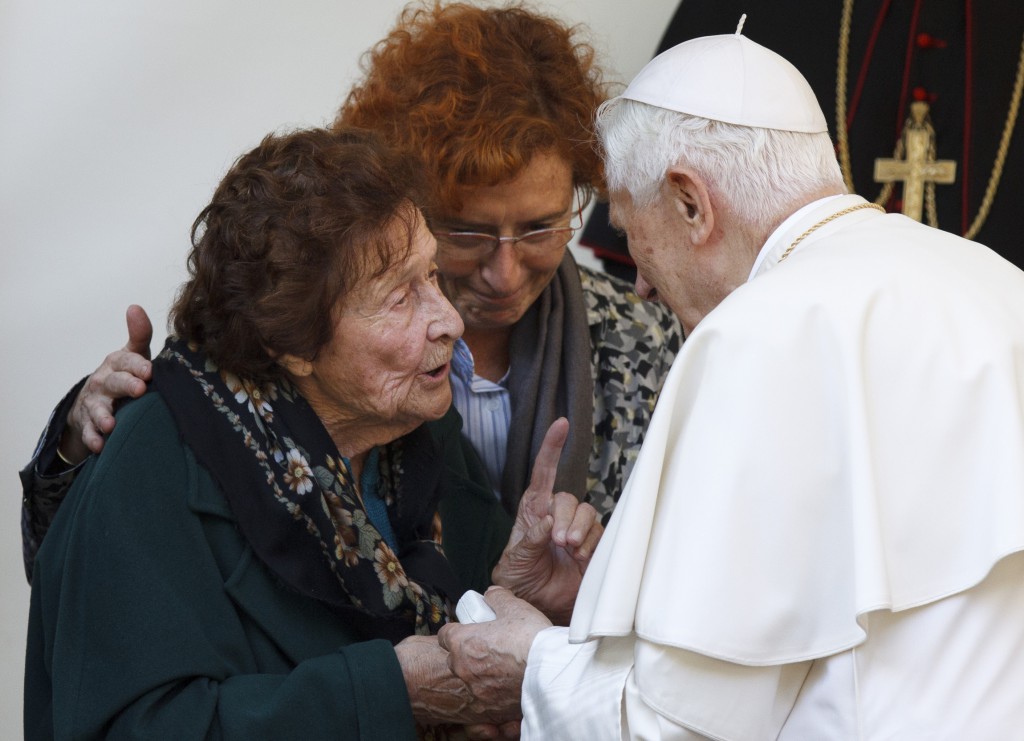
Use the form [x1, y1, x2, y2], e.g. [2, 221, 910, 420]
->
[335, 1, 609, 215]
[171, 127, 427, 382]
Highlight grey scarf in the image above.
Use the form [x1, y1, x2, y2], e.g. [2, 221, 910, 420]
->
[500, 253, 595, 512]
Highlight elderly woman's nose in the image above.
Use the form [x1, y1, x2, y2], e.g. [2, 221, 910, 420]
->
[429, 286, 464, 340]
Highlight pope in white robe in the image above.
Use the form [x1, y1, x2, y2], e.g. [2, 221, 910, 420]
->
[439, 30, 1024, 740]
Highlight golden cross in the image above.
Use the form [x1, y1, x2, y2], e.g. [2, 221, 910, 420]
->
[873, 101, 957, 222]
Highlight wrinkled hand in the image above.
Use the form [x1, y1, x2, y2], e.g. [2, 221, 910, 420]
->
[437, 587, 552, 725]
[395, 634, 521, 729]
[492, 418, 603, 624]
[60, 305, 153, 463]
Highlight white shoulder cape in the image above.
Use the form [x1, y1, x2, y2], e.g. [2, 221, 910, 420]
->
[570, 197, 1024, 665]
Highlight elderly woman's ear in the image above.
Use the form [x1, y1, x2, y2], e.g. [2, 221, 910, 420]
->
[276, 353, 313, 378]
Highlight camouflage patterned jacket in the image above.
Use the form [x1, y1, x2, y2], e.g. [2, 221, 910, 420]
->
[578, 264, 683, 521]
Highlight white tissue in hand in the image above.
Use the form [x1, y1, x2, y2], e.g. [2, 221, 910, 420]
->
[456, 590, 496, 623]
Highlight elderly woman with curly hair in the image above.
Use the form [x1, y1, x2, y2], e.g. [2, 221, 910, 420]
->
[22, 3, 680, 588]
[24, 127, 600, 740]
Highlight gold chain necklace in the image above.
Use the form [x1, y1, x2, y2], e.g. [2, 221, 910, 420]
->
[778, 202, 886, 263]
[835, 0, 1024, 239]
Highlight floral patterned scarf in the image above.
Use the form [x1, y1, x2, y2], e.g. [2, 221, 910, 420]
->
[150, 337, 462, 642]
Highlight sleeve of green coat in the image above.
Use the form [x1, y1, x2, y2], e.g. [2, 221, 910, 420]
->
[25, 394, 417, 741]
[19, 376, 88, 583]
[428, 406, 514, 594]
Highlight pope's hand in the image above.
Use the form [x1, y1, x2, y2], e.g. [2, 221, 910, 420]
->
[492, 418, 603, 624]
[437, 587, 552, 724]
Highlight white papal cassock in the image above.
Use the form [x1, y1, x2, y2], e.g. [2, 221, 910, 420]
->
[522, 195, 1024, 740]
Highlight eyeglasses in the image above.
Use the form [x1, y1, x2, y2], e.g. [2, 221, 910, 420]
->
[432, 206, 584, 260]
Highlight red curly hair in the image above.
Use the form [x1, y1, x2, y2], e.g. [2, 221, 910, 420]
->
[334, 1, 609, 215]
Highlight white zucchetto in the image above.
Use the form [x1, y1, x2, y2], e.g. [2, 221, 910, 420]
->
[620, 31, 829, 134]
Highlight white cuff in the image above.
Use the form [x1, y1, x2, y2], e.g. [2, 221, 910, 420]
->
[521, 627, 634, 740]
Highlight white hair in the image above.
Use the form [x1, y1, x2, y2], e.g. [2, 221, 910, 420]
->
[595, 97, 846, 227]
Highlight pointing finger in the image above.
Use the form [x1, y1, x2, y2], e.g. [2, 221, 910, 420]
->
[522, 418, 569, 508]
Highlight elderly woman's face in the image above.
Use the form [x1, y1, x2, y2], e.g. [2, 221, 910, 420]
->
[291, 209, 464, 437]
[433, 151, 575, 336]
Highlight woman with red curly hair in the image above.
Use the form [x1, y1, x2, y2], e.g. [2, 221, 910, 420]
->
[22, 2, 680, 575]
[336, 2, 683, 520]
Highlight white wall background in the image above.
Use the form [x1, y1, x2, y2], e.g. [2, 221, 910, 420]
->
[0, 0, 677, 730]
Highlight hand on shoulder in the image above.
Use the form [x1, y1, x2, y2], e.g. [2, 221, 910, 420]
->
[61, 304, 154, 463]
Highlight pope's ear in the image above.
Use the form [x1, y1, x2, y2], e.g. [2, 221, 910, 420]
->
[665, 167, 714, 245]
[276, 352, 313, 377]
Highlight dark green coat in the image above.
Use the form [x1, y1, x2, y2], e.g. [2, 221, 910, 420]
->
[25, 393, 512, 740]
